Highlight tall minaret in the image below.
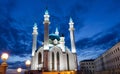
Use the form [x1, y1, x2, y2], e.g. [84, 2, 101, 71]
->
[32, 23, 38, 56]
[55, 27, 59, 36]
[69, 17, 76, 53]
[43, 10, 50, 50]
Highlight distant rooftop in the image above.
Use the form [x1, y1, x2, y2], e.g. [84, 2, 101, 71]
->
[80, 59, 95, 62]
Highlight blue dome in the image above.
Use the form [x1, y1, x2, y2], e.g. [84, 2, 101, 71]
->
[49, 34, 60, 41]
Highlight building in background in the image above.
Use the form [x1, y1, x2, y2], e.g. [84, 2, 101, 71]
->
[30, 9, 77, 73]
[80, 42, 120, 74]
[94, 42, 120, 74]
[80, 59, 95, 74]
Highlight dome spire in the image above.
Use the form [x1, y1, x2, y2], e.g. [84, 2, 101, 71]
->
[55, 27, 59, 36]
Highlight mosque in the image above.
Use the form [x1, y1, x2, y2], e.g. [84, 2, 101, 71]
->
[31, 10, 77, 72]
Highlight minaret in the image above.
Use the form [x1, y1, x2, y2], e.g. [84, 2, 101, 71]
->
[43, 10, 50, 50]
[55, 27, 59, 35]
[60, 34, 65, 52]
[69, 17, 76, 53]
[43, 9, 50, 71]
[32, 23, 38, 56]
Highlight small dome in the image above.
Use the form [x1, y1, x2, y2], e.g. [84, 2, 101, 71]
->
[49, 34, 60, 41]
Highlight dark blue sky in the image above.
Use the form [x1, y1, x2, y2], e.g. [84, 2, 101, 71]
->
[0, 0, 120, 71]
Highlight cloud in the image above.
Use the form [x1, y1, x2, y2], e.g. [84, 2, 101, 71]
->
[76, 23, 120, 61]
[76, 23, 120, 49]
[77, 48, 105, 61]
[6, 54, 31, 69]
[8, 61, 25, 69]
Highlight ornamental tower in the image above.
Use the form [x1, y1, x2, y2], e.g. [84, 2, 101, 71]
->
[43, 10, 50, 50]
[43, 9, 50, 71]
[31, 23, 38, 70]
[32, 23, 38, 56]
[69, 17, 76, 53]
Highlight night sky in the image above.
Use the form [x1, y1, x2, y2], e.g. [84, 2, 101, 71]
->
[0, 0, 120, 73]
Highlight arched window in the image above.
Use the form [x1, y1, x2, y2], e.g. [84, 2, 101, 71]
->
[57, 52, 60, 71]
[67, 54, 69, 70]
[52, 52, 54, 70]
[38, 52, 42, 64]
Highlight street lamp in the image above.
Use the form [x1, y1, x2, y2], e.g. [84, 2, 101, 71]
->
[17, 68, 22, 74]
[25, 60, 31, 70]
[1, 53, 9, 74]
[1, 53, 9, 66]
[25, 60, 31, 74]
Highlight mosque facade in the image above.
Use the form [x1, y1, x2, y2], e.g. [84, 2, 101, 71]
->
[31, 10, 77, 71]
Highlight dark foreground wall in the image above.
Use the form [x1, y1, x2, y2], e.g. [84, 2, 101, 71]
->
[25, 70, 79, 74]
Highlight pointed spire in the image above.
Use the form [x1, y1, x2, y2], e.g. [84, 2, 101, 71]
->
[34, 22, 37, 26]
[45, 7, 49, 15]
[55, 27, 59, 35]
[43, 8, 50, 24]
[69, 17, 74, 28]
[33, 23, 38, 30]
[56, 27, 58, 31]
[45, 9, 49, 15]
[70, 17, 73, 22]
[33, 23, 38, 35]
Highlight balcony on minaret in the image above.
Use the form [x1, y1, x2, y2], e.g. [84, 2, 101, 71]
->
[32, 23, 38, 35]
[69, 18, 75, 31]
[43, 10, 50, 24]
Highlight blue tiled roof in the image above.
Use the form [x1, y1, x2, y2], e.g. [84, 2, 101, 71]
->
[49, 34, 60, 41]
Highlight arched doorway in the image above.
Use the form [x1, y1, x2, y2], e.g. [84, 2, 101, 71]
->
[67, 54, 69, 70]
[38, 52, 42, 64]
[57, 52, 60, 71]
[52, 52, 54, 70]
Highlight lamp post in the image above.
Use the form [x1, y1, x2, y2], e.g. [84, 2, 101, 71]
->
[25, 60, 31, 74]
[25, 60, 31, 70]
[1, 53, 9, 66]
[17, 68, 22, 74]
[1, 53, 9, 74]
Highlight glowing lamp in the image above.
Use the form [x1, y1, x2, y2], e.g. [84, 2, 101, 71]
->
[17, 68, 22, 73]
[1, 53, 9, 61]
[25, 60, 31, 67]
[25, 60, 31, 72]
[1, 53, 9, 66]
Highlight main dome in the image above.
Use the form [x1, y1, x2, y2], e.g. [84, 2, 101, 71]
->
[49, 34, 60, 41]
